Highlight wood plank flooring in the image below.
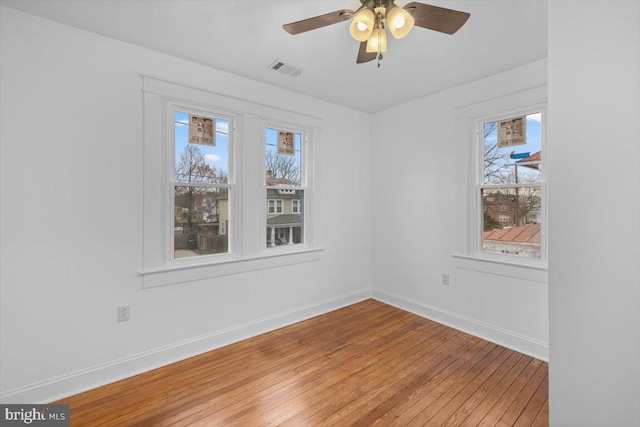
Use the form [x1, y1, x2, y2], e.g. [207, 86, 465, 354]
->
[54, 299, 548, 426]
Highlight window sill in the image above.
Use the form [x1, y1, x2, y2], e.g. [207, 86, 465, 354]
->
[141, 248, 324, 288]
[452, 252, 548, 283]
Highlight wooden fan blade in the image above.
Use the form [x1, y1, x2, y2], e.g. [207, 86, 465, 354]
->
[283, 9, 353, 35]
[356, 41, 377, 64]
[404, 2, 470, 35]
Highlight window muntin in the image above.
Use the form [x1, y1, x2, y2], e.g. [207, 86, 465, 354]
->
[172, 110, 232, 260]
[479, 112, 543, 259]
[265, 127, 305, 249]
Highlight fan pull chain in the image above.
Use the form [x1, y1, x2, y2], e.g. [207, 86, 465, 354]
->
[376, 29, 382, 68]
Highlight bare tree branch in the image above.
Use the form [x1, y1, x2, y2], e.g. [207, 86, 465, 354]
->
[266, 151, 300, 185]
[483, 122, 512, 184]
[175, 145, 227, 230]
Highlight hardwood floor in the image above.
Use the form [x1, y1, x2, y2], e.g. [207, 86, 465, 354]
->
[55, 300, 548, 426]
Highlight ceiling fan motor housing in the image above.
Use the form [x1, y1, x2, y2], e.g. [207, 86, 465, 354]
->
[360, 0, 397, 8]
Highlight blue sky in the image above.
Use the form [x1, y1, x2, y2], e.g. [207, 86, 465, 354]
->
[484, 112, 542, 183]
[265, 127, 302, 176]
[174, 113, 302, 180]
[175, 111, 229, 174]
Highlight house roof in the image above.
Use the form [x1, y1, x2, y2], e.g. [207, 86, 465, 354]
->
[518, 151, 541, 171]
[267, 189, 302, 199]
[483, 223, 541, 245]
[267, 214, 302, 227]
[266, 177, 297, 186]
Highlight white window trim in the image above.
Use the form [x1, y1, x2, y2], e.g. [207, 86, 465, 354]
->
[292, 200, 301, 214]
[263, 122, 313, 255]
[453, 86, 548, 281]
[472, 108, 546, 266]
[167, 103, 239, 268]
[141, 76, 323, 288]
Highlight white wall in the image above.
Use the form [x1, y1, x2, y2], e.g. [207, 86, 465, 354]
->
[548, 2, 640, 426]
[0, 7, 372, 403]
[370, 59, 549, 360]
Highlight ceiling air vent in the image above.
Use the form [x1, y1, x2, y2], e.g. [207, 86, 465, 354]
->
[268, 60, 303, 77]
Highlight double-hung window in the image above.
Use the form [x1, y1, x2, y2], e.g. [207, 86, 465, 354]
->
[478, 111, 545, 260]
[171, 109, 233, 260]
[453, 87, 547, 280]
[265, 126, 306, 249]
[142, 77, 321, 288]
[292, 200, 301, 214]
[268, 199, 283, 214]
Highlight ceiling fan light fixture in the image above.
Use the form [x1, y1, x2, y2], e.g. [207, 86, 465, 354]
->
[349, 8, 375, 42]
[366, 27, 388, 53]
[282, 1, 470, 65]
[386, 6, 415, 39]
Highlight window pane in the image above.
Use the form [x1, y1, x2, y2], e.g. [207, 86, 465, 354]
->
[174, 186, 229, 258]
[175, 111, 229, 184]
[483, 113, 542, 185]
[265, 127, 301, 186]
[481, 187, 541, 258]
[266, 189, 303, 248]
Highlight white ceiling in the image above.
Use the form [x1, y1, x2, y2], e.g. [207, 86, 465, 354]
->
[1, 0, 547, 113]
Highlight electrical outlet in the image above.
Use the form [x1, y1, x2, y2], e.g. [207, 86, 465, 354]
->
[118, 305, 130, 322]
[442, 274, 450, 286]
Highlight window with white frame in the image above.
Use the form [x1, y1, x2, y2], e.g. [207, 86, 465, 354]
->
[141, 77, 321, 288]
[265, 126, 305, 248]
[268, 199, 283, 214]
[172, 110, 232, 259]
[479, 111, 544, 259]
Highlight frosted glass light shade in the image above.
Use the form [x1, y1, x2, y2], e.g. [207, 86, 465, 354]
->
[366, 28, 388, 53]
[386, 6, 414, 39]
[349, 8, 375, 42]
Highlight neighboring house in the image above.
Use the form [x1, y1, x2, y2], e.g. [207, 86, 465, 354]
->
[266, 176, 302, 247]
[175, 192, 226, 233]
[483, 223, 541, 258]
[174, 190, 229, 254]
[175, 207, 189, 220]
[174, 176, 302, 248]
[200, 195, 219, 223]
[518, 151, 541, 171]
[483, 191, 541, 226]
[483, 151, 542, 227]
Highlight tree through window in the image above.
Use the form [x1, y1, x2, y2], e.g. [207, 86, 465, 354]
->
[480, 112, 543, 259]
[173, 111, 231, 259]
[265, 127, 304, 248]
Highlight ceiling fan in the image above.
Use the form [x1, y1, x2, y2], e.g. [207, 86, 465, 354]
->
[283, 0, 470, 66]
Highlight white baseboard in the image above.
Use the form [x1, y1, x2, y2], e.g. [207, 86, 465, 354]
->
[371, 289, 549, 362]
[2, 287, 547, 404]
[0, 288, 372, 404]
